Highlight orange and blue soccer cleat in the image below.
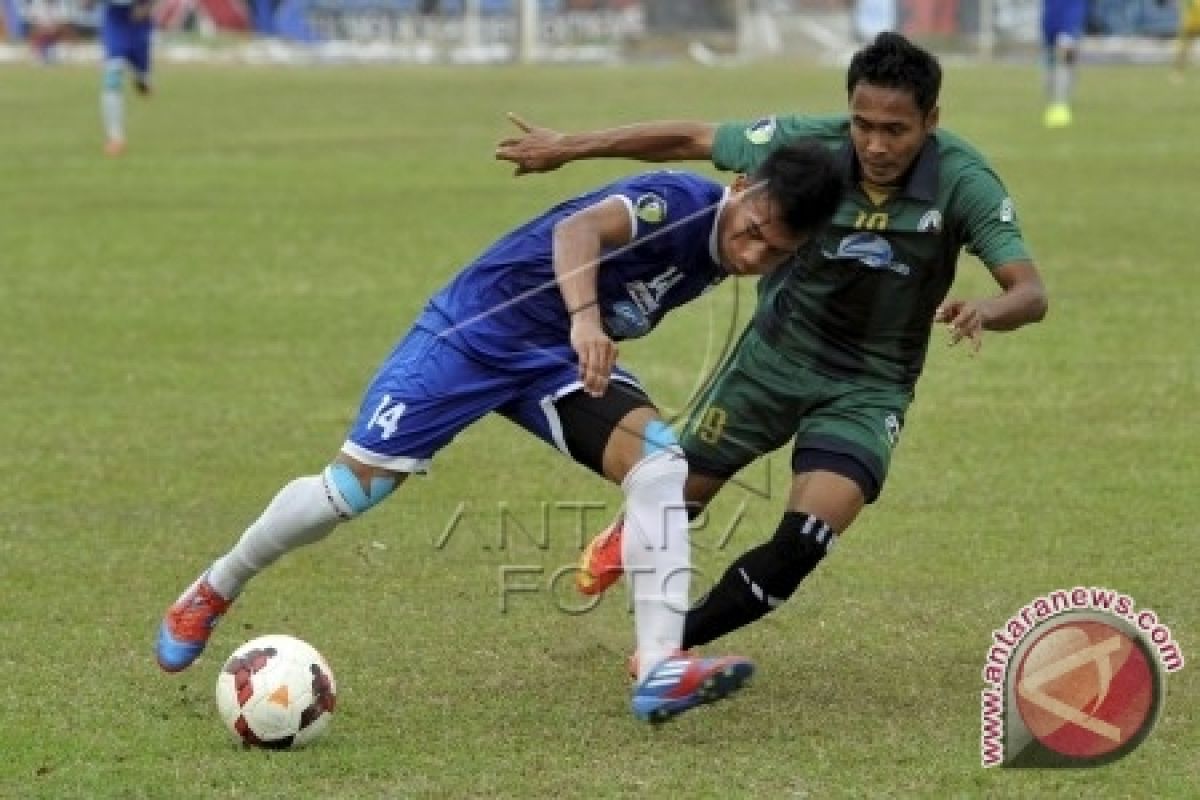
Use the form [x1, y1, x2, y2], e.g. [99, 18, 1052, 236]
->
[631, 654, 755, 723]
[156, 573, 231, 673]
[576, 517, 625, 596]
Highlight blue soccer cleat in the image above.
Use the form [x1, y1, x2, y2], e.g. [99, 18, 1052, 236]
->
[156, 573, 232, 673]
[631, 654, 755, 723]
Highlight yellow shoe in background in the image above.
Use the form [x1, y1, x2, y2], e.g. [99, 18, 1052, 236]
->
[1044, 103, 1073, 128]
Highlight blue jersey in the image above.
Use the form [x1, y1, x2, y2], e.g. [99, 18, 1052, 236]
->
[339, 171, 732, 473]
[102, 0, 153, 72]
[1042, 0, 1086, 46]
[418, 171, 728, 362]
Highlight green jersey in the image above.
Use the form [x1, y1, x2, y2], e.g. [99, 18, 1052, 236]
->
[712, 115, 1032, 388]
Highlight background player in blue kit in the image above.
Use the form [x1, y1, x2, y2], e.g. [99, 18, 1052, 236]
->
[155, 142, 844, 722]
[90, 0, 155, 155]
[1041, 0, 1087, 128]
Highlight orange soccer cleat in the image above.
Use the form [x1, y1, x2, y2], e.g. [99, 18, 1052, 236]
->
[156, 573, 232, 672]
[576, 516, 626, 596]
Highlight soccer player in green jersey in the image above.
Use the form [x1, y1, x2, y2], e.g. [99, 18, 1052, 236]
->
[495, 32, 1048, 654]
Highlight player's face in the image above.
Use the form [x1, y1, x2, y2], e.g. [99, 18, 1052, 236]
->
[848, 82, 938, 186]
[718, 180, 808, 276]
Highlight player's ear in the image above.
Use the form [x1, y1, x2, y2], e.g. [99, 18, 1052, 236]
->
[730, 173, 749, 193]
[925, 105, 940, 133]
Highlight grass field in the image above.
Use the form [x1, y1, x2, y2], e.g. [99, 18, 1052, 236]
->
[2, 57, 1198, 798]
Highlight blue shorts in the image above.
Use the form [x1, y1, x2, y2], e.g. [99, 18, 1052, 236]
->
[341, 326, 643, 473]
[1042, 0, 1086, 48]
[102, 6, 153, 74]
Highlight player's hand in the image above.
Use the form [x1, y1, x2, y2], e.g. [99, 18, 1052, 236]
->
[570, 317, 618, 397]
[495, 113, 569, 176]
[935, 299, 986, 354]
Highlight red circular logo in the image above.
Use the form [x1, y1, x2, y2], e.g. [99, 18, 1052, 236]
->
[1015, 618, 1157, 760]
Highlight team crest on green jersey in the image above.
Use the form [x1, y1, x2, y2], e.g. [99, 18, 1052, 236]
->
[744, 117, 777, 145]
[999, 197, 1014, 223]
[918, 209, 943, 233]
[635, 193, 667, 224]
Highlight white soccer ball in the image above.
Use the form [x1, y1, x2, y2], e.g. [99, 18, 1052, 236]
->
[215, 634, 337, 749]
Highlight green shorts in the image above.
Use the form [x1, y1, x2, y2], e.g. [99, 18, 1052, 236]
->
[680, 327, 914, 502]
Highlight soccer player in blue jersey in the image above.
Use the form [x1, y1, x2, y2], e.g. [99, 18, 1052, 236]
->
[155, 142, 845, 722]
[497, 32, 1047, 669]
[1041, 0, 1087, 127]
[91, 0, 155, 155]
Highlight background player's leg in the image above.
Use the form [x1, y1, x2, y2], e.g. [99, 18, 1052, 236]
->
[1175, 22, 1196, 78]
[101, 57, 126, 154]
[1051, 39, 1077, 110]
[130, 31, 153, 95]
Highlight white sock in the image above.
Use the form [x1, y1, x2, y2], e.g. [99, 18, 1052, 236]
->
[207, 473, 351, 600]
[101, 59, 125, 141]
[1052, 62, 1074, 105]
[621, 448, 690, 683]
[101, 88, 124, 141]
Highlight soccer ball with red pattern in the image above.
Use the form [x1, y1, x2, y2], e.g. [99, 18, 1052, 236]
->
[215, 634, 337, 749]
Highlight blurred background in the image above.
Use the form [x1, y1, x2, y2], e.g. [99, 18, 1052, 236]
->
[2, 0, 1188, 67]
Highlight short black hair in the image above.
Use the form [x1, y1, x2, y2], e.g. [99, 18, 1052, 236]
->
[847, 32, 942, 115]
[751, 139, 844, 236]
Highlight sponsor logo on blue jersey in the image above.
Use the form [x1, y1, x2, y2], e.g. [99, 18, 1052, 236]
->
[826, 232, 911, 276]
[604, 301, 651, 339]
[602, 267, 687, 340]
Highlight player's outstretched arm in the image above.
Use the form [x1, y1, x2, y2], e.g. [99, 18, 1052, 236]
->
[496, 113, 717, 176]
[553, 196, 635, 396]
[935, 261, 1048, 353]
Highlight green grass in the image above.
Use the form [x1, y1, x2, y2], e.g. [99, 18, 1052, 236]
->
[1, 60, 1198, 798]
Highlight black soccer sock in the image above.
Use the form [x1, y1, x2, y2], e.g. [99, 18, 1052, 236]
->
[682, 511, 836, 649]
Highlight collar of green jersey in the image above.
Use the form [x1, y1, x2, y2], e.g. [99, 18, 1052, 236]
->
[836, 132, 940, 204]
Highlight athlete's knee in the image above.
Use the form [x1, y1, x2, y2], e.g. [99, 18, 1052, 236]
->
[622, 424, 687, 495]
[322, 461, 398, 518]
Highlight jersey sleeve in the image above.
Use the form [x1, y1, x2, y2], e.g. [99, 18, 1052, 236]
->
[711, 114, 836, 176]
[953, 166, 1033, 269]
[607, 172, 719, 249]
[711, 117, 782, 174]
